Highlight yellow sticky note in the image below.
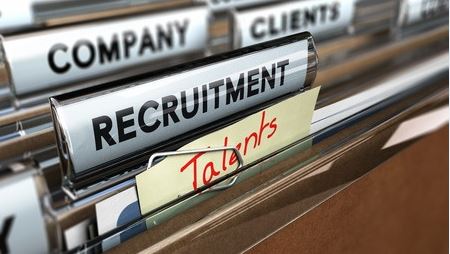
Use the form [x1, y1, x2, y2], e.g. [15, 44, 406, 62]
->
[136, 87, 320, 215]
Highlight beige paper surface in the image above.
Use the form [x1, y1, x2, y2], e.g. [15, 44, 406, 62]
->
[136, 87, 320, 215]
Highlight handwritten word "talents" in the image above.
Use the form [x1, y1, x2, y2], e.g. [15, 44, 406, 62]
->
[48, 20, 189, 74]
[180, 110, 277, 191]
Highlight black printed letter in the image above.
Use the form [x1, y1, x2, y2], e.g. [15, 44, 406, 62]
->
[48, 43, 71, 74]
[247, 68, 260, 97]
[92, 116, 117, 150]
[225, 73, 245, 104]
[277, 59, 289, 86]
[251, 17, 266, 39]
[138, 100, 161, 133]
[162, 95, 180, 127]
[116, 107, 136, 143]
[73, 40, 96, 68]
[0, 216, 14, 254]
[123, 31, 137, 58]
[98, 35, 120, 64]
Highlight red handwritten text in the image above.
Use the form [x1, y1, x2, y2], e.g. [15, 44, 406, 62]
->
[180, 110, 277, 191]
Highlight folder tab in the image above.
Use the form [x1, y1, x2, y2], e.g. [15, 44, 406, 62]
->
[50, 32, 318, 183]
[0, 172, 49, 253]
[399, 0, 449, 25]
[1, 5, 209, 97]
[232, 0, 355, 47]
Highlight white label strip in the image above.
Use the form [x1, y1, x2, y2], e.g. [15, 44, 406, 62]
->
[233, 0, 355, 47]
[403, 0, 449, 25]
[0, 0, 34, 32]
[207, 0, 275, 12]
[54, 38, 309, 175]
[383, 106, 448, 149]
[3, 6, 208, 96]
[0, 173, 49, 253]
